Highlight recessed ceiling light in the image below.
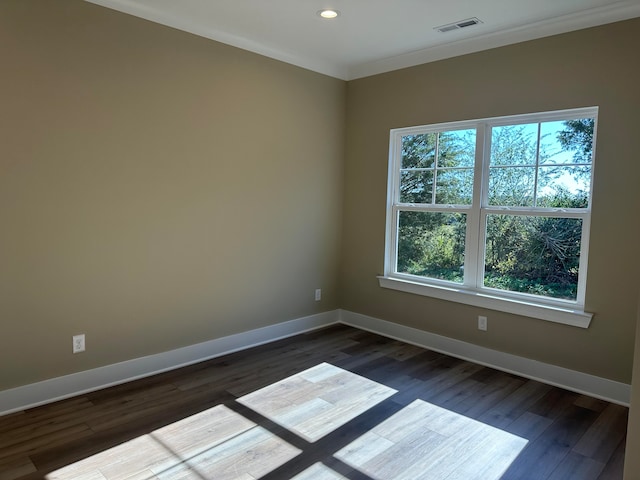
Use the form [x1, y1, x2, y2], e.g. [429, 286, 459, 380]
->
[318, 9, 340, 19]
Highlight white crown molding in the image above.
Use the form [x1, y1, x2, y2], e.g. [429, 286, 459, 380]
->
[84, 0, 348, 79]
[339, 310, 631, 406]
[348, 1, 640, 79]
[85, 0, 640, 81]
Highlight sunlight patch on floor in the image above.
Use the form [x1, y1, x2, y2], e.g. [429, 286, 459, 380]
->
[46, 405, 300, 480]
[237, 362, 397, 442]
[335, 399, 528, 480]
[290, 462, 348, 479]
[46, 363, 529, 480]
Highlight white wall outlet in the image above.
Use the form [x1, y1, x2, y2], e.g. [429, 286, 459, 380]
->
[73, 334, 86, 354]
[478, 316, 488, 331]
[315, 288, 322, 301]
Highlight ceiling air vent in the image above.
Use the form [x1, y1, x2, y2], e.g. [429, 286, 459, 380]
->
[435, 17, 483, 33]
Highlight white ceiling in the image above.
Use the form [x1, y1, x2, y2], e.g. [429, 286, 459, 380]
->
[86, 0, 640, 80]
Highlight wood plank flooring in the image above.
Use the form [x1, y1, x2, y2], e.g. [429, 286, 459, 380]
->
[0, 325, 628, 480]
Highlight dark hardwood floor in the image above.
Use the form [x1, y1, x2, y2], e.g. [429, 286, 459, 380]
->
[0, 325, 628, 480]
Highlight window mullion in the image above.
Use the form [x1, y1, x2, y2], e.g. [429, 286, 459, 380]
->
[432, 133, 439, 204]
[463, 123, 486, 288]
[533, 123, 541, 207]
[474, 123, 493, 290]
[482, 206, 588, 218]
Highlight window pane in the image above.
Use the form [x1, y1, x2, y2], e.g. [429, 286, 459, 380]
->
[488, 167, 535, 207]
[397, 211, 466, 283]
[484, 214, 583, 300]
[490, 124, 538, 166]
[438, 129, 476, 168]
[435, 168, 474, 205]
[400, 170, 433, 203]
[540, 118, 594, 165]
[402, 134, 436, 169]
[537, 166, 591, 208]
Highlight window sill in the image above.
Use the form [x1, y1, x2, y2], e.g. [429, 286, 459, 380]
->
[377, 276, 593, 328]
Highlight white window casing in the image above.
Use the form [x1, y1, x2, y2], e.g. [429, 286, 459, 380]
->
[381, 107, 598, 328]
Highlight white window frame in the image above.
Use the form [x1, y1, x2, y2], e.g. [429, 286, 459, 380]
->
[380, 107, 598, 328]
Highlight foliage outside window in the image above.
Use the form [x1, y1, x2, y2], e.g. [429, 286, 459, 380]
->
[384, 108, 597, 317]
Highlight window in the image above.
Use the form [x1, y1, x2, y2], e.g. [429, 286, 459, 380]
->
[381, 108, 597, 327]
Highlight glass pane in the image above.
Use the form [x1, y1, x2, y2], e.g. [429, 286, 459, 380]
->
[400, 170, 433, 203]
[484, 214, 583, 300]
[540, 118, 595, 165]
[488, 166, 535, 207]
[490, 124, 538, 166]
[435, 168, 474, 205]
[438, 129, 476, 168]
[397, 211, 466, 283]
[402, 134, 436, 169]
[537, 166, 591, 208]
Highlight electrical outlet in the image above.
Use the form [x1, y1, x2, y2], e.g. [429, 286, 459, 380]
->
[73, 334, 86, 354]
[478, 316, 488, 331]
[315, 288, 322, 301]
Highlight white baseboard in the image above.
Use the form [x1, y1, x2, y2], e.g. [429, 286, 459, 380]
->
[0, 310, 340, 417]
[1, 307, 630, 416]
[339, 309, 631, 406]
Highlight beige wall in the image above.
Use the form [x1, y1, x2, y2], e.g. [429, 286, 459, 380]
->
[624, 299, 640, 478]
[342, 18, 640, 383]
[2, 0, 639, 400]
[0, 1, 345, 391]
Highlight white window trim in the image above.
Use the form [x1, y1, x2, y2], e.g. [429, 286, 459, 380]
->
[378, 276, 593, 327]
[381, 107, 597, 328]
